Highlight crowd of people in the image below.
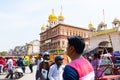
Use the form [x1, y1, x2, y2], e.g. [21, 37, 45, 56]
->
[2, 35, 118, 80]
[0, 55, 36, 79]
[0, 36, 96, 80]
[35, 36, 95, 80]
[35, 36, 120, 80]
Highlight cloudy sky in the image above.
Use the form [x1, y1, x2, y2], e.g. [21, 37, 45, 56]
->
[0, 0, 120, 52]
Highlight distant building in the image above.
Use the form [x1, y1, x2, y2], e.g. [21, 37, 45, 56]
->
[12, 46, 27, 56]
[7, 49, 14, 56]
[26, 39, 40, 55]
[7, 40, 40, 56]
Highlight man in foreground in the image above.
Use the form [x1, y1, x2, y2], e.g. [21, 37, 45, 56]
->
[63, 36, 95, 80]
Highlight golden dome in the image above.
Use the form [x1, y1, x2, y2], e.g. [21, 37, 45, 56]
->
[48, 9, 57, 21]
[58, 14, 64, 19]
[48, 14, 57, 21]
[88, 22, 93, 27]
[41, 25, 46, 30]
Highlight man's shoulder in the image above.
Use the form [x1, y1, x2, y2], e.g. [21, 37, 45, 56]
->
[41, 60, 54, 63]
[63, 65, 79, 80]
[50, 63, 56, 68]
[8, 59, 13, 62]
[40, 60, 54, 67]
[40, 61, 44, 64]
[49, 60, 54, 65]
[65, 65, 72, 69]
[64, 65, 78, 73]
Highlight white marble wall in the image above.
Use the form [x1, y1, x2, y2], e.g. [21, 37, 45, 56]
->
[90, 32, 120, 51]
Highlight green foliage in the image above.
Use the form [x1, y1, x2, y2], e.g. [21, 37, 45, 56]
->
[50, 49, 64, 53]
[0, 51, 7, 56]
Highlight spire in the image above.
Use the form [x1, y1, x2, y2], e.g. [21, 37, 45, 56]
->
[58, 5, 64, 19]
[58, 5, 64, 23]
[60, 5, 62, 15]
[52, 9, 54, 14]
[103, 9, 105, 23]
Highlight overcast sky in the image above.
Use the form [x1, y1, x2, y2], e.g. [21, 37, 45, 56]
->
[0, 0, 120, 52]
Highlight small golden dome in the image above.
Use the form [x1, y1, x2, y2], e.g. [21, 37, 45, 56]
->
[41, 25, 46, 30]
[58, 14, 64, 19]
[88, 22, 93, 27]
[48, 9, 57, 21]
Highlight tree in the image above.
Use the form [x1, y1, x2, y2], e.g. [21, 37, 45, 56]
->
[0, 51, 7, 56]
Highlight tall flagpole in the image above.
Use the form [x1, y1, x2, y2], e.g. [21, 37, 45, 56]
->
[103, 9, 114, 51]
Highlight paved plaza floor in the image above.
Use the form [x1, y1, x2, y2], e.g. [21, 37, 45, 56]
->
[0, 65, 37, 80]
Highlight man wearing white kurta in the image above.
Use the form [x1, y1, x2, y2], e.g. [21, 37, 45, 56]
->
[48, 56, 65, 80]
[5, 58, 13, 79]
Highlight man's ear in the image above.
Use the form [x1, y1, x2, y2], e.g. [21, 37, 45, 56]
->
[69, 46, 74, 52]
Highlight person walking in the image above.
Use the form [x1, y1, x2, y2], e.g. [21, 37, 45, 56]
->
[29, 56, 35, 73]
[0, 57, 5, 73]
[17, 57, 26, 73]
[5, 57, 14, 79]
[35, 54, 43, 80]
[91, 53, 104, 78]
[48, 55, 65, 80]
[63, 36, 95, 80]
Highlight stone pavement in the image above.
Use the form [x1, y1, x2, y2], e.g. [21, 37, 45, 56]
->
[0, 65, 37, 80]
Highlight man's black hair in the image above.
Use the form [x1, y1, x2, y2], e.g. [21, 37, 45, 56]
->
[68, 36, 85, 54]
